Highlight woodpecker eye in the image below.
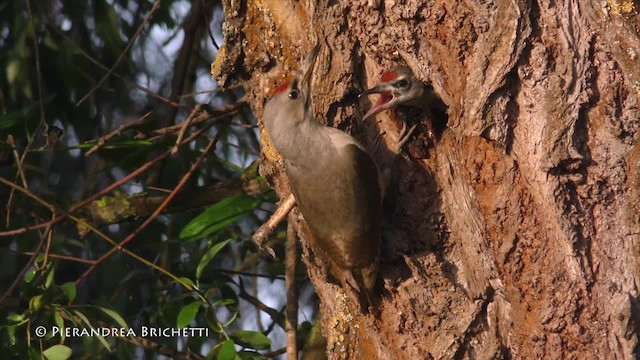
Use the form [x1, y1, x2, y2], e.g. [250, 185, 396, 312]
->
[396, 79, 409, 88]
[288, 90, 299, 99]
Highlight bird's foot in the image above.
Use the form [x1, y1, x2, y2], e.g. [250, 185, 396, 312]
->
[393, 122, 418, 154]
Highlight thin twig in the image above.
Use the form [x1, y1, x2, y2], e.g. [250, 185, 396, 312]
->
[7, 135, 27, 188]
[52, 27, 181, 109]
[5, 135, 27, 228]
[285, 213, 298, 360]
[237, 280, 285, 328]
[0, 118, 222, 237]
[23, 0, 47, 148]
[252, 193, 296, 257]
[154, 0, 206, 135]
[7, 0, 49, 227]
[179, 87, 240, 98]
[0, 215, 53, 304]
[229, 122, 258, 129]
[0, 177, 210, 312]
[253, 263, 264, 332]
[75, 128, 224, 283]
[40, 221, 55, 270]
[171, 111, 196, 155]
[85, 111, 153, 156]
[264, 348, 286, 358]
[208, 268, 286, 280]
[7, 250, 95, 265]
[200, 0, 219, 50]
[76, 0, 161, 106]
[151, 101, 244, 137]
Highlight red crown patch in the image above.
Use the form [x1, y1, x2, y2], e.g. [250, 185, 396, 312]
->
[271, 80, 291, 96]
[381, 70, 399, 82]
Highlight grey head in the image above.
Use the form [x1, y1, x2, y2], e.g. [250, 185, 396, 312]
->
[262, 45, 320, 139]
[360, 66, 425, 121]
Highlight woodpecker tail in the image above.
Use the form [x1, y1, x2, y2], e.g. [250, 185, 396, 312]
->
[341, 260, 378, 313]
[351, 269, 375, 313]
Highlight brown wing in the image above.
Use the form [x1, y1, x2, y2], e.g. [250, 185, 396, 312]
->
[287, 144, 382, 269]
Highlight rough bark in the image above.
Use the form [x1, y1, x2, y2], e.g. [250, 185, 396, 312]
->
[212, 0, 640, 358]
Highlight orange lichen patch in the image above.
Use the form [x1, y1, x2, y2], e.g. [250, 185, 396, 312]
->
[381, 70, 399, 82]
[263, 0, 313, 72]
[260, 127, 281, 163]
[265, 0, 311, 47]
[606, 0, 636, 15]
[210, 46, 226, 80]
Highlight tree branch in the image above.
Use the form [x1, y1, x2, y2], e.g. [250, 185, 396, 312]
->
[77, 161, 270, 231]
[285, 213, 298, 360]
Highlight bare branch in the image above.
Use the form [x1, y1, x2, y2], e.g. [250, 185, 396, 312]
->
[252, 193, 296, 257]
[0, 110, 227, 238]
[76, 127, 225, 283]
[85, 111, 153, 156]
[285, 213, 298, 360]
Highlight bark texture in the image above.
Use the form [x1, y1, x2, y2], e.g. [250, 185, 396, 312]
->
[212, 0, 640, 358]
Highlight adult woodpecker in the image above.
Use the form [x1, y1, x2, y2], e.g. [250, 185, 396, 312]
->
[361, 66, 446, 146]
[262, 46, 382, 310]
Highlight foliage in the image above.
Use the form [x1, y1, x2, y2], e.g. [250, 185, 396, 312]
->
[0, 0, 310, 358]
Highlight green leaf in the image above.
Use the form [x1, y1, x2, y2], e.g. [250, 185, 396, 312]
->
[42, 345, 72, 360]
[53, 310, 64, 332]
[95, 1, 122, 53]
[96, 306, 128, 329]
[205, 307, 223, 334]
[179, 195, 261, 242]
[0, 96, 54, 131]
[177, 301, 201, 328]
[0, 109, 19, 129]
[30, 295, 42, 311]
[217, 339, 237, 360]
[7, 313, 24, 322]
[72, 310, 110, 351]
[60, 282, 76, 302]
[44, 266, 55, 288]
[178, 277, 196, 289]
[238, 351, 266, 360]
[212, 298, 236, 307]
[222, 311, 239, 328]
[28, 347, 40, 360]
[196, 239, 232, 280]
[68, 139, 153, 150]
[24, 268, 36, 283]
[216, 158, 245, 172]
[6, 59, 20, 85]
[230, 331, 271, 350]
[5, 325, 16, 346]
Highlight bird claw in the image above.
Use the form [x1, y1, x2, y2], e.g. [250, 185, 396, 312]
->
[394, 123, 417, 154]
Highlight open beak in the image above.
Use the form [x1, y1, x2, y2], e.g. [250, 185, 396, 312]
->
[360, 84, 396, 121]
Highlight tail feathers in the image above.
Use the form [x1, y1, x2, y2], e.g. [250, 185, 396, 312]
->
[350, 269, 375, 313]
[342, 261, 378, 313]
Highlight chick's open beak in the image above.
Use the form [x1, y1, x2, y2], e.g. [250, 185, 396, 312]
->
[360, 84, 396, 121]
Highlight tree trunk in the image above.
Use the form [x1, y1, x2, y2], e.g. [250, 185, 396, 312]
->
[213, 0, 640, 358]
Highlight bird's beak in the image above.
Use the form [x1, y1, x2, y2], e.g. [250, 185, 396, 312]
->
[299, 45, 320, 89]
[360, 84, 396, 121]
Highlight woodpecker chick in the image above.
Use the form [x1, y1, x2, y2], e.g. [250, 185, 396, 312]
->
[262, 46, 382, 311]
[362, 67, 446, 148]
